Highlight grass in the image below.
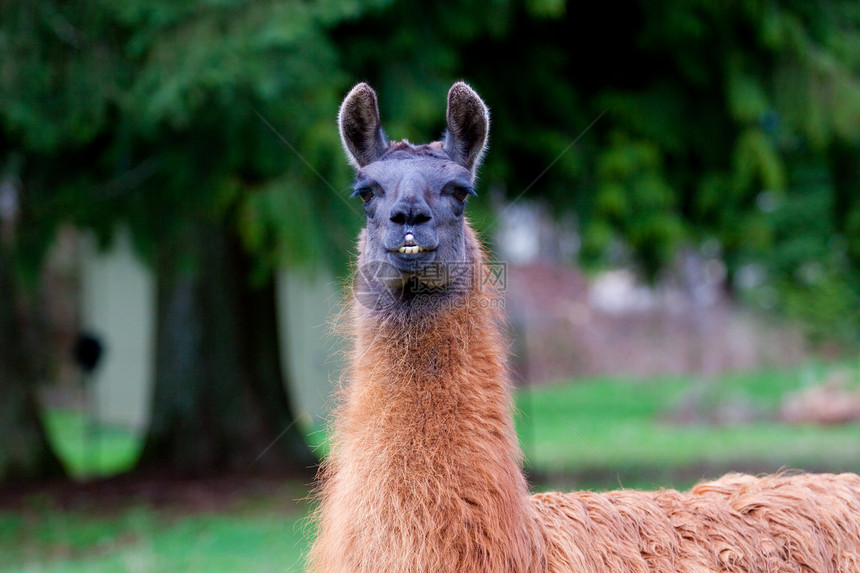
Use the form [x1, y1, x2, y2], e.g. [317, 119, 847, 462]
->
[4, 361, 859, 571]
[0, 488, 312, 572]
[42, 410, 141, 478]
[3, 413, 312, 572]
[517, 361, 860, 490]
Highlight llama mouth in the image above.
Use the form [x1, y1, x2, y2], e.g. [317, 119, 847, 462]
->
[392, 232, 434, 256]
[398, 245, 427, 255]
[387, 247, 437, 274]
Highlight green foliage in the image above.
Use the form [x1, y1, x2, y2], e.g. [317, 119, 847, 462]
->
[104, 0, 380, 275]
[0, 2, 122, 152]
[736, 161, 860, 344]
[328, 0, 860, 292]
[0, 0, 384, 277]
[5, 0, 859, 296]
[585, 132, 684, 274]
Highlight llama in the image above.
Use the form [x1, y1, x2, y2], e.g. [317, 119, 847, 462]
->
[308, 81, 860, 572]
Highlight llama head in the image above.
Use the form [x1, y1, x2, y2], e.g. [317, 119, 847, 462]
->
[339, 82, 490, 308]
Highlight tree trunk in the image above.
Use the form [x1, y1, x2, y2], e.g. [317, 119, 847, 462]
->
[137, 220, 316, 476]
[0, 242, 65, 482]
[832, 142, 860, 269]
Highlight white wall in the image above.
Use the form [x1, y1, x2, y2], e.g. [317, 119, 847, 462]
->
[79, 228, 155, 431]
[276, 269, 346, 427]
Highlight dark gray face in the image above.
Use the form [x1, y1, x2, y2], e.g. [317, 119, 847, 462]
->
[353, 151, 476, 288]
[338, 82, 489, 296]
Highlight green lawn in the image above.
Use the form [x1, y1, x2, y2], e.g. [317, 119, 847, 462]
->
[0, 488, 312, 573]
[4, 361, 859, 571]
[517, 361, 860, 489]
[42, 410, 141, 478]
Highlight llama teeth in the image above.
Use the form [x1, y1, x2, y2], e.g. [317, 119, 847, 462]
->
[398, 245, 423, 254]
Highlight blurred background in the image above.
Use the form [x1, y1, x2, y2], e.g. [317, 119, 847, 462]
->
[1, 0, 860, 570]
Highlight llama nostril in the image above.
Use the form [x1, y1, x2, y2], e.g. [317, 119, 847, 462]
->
[412, 212, 431, 225]
[390, 204, 432, 227]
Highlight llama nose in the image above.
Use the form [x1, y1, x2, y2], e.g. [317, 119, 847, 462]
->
[403, 233, 416, 246]
[389, 202, 432, 227]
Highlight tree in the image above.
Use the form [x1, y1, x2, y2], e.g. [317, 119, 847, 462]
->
[2, 0, 858, 482]
[0, 182, 64, 481]
[109, 0, 392, 474]
[0, 0, 382, 479]
[333, 0, 860, 341]
[0, 0, 126, 480]
[91, 0, 389, 474]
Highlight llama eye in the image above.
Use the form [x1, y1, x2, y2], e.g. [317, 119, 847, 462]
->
[351, 187, 374, 203]
[452, 186, 475, 202]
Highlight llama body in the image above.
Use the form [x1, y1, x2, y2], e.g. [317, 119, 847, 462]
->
[533, 473, 860, 571]
[309, 82, 860, 572]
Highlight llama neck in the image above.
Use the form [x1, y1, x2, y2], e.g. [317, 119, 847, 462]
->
[346, 291, 517, 466]
[315, 286, 545, 572]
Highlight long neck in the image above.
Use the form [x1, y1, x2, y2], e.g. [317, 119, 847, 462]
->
[346, 289, 520, 484]
[311, 269, 545, 572]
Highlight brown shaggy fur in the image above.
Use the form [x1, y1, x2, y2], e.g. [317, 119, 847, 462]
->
[534, 472, 860, 572]
[310, 227, 546, 572]
[308, 83, 860, 572]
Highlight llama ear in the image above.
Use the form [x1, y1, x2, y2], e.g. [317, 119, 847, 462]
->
[338, 83, 389, 169]
[443, 82, 490, 175]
